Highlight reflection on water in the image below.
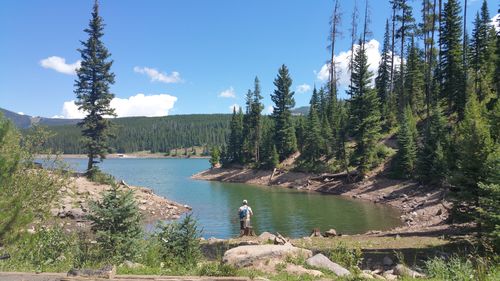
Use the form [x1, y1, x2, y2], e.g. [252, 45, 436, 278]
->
[61, 158, 402, 238]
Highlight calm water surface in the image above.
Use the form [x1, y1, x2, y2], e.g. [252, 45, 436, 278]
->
[62, 158, 402, 238]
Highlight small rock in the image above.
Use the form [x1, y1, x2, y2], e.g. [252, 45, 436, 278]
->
[324, 228, 337, 237]
[383, 272, 398, 280]
[258, 232, 276, 242]
[383, 256, 393, 266]
[183, 204, 192, 210]
[393, 264, 425, 278]
[207, 237, 225, 245]
[285, 264, 323, 277]
[306, 253, 350, 276]
[361, 272, 375, 279]
[238, 240, 259, 246]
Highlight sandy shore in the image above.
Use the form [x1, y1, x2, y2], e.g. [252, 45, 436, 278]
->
[192, 168, 453, 234]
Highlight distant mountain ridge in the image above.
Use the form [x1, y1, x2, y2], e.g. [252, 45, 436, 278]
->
[0, 107, 80, 128]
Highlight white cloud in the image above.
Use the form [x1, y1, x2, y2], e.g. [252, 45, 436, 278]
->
[316, 39, 401, 87]
[296, 84, 311, 94]
[266, 105, 274, 115]
[57, 93, 178, 119]
[229, 104, 241, 112]
[134, 66, 182, 84]
[40, 56, 81, 75]
[491, 14, 500, 32]
[17, 112, 24, 115]
[218, 87, 236, 98]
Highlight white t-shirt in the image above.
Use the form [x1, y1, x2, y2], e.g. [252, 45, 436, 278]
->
[238, 205, 253, 221]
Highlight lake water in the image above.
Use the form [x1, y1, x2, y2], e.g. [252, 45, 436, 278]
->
[62, 158, 402, 238]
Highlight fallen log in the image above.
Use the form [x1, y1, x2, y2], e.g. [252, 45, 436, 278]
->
[310, 170, 359, 182]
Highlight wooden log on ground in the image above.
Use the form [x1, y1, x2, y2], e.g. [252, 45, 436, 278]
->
[310, 170, 359, 182]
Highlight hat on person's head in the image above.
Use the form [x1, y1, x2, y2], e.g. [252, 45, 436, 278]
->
[242, 199, 248, 205]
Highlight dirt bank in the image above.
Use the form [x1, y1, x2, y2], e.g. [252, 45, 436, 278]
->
[192, 168, 453, 234]
[50, 175, 190, 229]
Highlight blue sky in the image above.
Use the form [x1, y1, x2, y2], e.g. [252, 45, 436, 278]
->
[1, 0, 497, 118]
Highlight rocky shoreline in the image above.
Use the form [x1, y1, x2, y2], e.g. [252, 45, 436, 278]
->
[50, 175, 190, 229]
[192, 167, 453, 234]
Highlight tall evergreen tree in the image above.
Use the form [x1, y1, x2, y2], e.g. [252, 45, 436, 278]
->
[271, 65, 297, 160]
[439, 0, 465, 117]
[392, 0, 416, 114]
[349, 39, 382, 176]
[227, 108, 244, 164]
[417, 104, 447, 183]
[75, 0, 116, 175]
[404, 36, 425, 115]
[376, 19, 392, 110]
[396, 106, 418, 177]
[240, 78, 264, 165]
[302, 90, 323, 163]
[455, 94, 495, 204]
[469, 0, 495, 103]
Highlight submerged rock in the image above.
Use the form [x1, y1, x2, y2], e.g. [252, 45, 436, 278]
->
[306, 253, 350, 276]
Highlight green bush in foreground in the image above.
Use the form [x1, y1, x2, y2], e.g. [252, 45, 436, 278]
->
[157, 213, 202, 267]
[87, 184, 142, 263]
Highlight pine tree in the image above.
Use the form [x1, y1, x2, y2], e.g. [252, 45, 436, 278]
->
[228, 108, 244, 164]
[75, 0, 116, 175]
[271, 64, 297, 160]
[260, 125, 279, 169]
[209, 146, 220, 168]
[87, 184, 142, 261]
[396, 106, 418, 177]
[404, 36, 425, 115]
[248, 77, 264, 163]
[349, 39, 382, 176]
[417, 104, 447, 183]
[455, 94, 495, 203]
[392, 0, 416, 114]
[439, 0, 465, 117]
[376, 19, 392, 110]
[302, 90, 323, 163]
[469, 0, 495, 103]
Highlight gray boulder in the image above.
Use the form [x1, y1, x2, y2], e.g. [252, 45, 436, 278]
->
[222, 244, 312, 268]
[306, 253, 351, 276]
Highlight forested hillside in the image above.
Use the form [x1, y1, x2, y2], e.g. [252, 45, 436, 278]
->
[42, 114, 231, 154]
[218, 0, 499, 247]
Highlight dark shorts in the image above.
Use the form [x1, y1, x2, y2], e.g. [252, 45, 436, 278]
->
[240, 220, 245, 230]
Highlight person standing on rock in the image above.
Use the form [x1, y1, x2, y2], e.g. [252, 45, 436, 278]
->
[238, 199, 253, 236]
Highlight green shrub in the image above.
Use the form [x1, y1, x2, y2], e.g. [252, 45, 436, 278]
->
[15, 227, 75, 270]
[87, 167, 116, 185]
[425, 256, 475, 281]
[87, 184, 142, 263]
[198, 262, 238, 277]
[328, 242, 363, 271]
[156, 213, 202, 266]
